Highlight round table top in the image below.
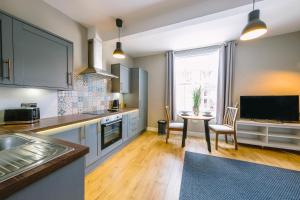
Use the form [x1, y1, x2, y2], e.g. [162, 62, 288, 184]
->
[178, 114, 215, 120]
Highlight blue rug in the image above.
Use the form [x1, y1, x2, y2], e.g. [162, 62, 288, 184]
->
[180, 151, 300, 200]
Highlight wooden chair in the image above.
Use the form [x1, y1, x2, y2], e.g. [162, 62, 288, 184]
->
[165, 106, 184, 143]
[209, 106, 239, 150]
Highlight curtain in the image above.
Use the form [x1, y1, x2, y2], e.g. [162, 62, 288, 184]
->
[165, 51, 175, 120]
[216, 41, 236, 124]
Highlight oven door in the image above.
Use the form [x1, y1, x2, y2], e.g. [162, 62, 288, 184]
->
[101, 119, 122, 150]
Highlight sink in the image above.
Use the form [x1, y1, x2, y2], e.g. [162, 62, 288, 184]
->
[0, 135, 31, 151]
[0, 133, 74, 183]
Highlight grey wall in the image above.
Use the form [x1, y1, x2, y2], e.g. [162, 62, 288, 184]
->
[134, 54, 166, 128]
[134, 31, 300, 133]
[0, 0, 88, 120]
[233, 31, 300, 108]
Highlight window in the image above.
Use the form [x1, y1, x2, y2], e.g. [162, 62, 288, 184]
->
[174, 48, 220, 116]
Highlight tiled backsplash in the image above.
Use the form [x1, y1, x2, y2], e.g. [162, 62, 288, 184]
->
[57, 75, 119, 116]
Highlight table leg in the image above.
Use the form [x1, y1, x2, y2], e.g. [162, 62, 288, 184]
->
[204, 120, 212, 153]
[182, 119, 188, 147]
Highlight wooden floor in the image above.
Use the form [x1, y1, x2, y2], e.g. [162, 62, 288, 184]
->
[85, 131, 300, 200]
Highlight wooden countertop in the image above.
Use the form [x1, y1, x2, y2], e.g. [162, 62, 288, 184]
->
[0, 108, 138, 198]
[2, 108, 138, 132]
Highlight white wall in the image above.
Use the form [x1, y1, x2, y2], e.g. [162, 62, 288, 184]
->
[0, 88, 58, 121]
[0, 0, 88, 120]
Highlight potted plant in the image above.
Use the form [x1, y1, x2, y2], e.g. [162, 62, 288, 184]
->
[192, 87, 201, 115]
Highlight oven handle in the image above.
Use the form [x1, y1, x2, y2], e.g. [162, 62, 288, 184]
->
[102, 119, 122, 127]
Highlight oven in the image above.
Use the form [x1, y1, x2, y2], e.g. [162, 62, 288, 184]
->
[101, 115, 122, 150]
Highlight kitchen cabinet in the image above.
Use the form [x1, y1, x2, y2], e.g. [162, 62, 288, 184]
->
[122, 113, 129, 141]
[52, 128, 83, 145]
[0, 12, 13, 85]
[83, 122, 101, 166]
[128, 110, 139, 139]
[6, 157, 85, 200]
[124, 68, 148, 133]
[13, 19, 73, 90]
[51, 123, 101, 167]
[111, 64, 130, 93]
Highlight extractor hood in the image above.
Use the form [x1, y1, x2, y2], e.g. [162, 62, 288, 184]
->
[79, 39, 118, 79]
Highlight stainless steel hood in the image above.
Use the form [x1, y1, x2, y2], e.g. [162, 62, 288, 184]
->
[79, 39, 118, 79]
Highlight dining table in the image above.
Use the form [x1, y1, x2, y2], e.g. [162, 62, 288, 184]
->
[178, 114, 215, 152]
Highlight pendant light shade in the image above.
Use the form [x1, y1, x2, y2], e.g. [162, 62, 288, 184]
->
[113, 42, 125, 59]
[240, 1, 267, 41]
[113, 18, 126, 59]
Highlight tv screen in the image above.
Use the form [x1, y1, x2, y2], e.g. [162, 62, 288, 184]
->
[240, 96, 299, 121]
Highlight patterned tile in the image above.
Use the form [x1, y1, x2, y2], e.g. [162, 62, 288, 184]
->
[57, 75, 118, 116]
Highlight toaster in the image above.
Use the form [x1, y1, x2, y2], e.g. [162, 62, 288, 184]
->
[4, 107, 40, 124]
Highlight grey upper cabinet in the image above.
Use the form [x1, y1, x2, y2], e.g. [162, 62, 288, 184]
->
[124, 68, 148, 133]
[13, 19, 73, 90]
[13, 19, 73, 89]
[111, 64, 130, 93]
[0, 12, 13, 85]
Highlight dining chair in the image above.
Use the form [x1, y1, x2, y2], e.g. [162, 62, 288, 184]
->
[165, 106, 184, 143]
[209, 106, 239, 150]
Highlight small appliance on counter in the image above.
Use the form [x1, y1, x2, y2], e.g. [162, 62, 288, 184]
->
[4, 103, 40, 124]
[108, 99, 120, 112]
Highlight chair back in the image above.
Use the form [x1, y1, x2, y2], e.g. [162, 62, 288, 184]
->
[165, 106, 171, 123]
[223, 106, 238, 130]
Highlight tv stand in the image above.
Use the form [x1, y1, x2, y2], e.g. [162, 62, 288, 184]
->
[237, 119, 300, 151]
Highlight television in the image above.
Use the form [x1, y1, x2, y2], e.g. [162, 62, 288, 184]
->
[240, 95, 299, 122]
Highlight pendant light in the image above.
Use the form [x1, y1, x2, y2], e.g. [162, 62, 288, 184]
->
[113, 18, 126, 59]
[240, 0, 267, 41]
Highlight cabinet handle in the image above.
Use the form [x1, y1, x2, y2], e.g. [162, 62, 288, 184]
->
[97, 122, 101, 134]
[67, 72, 73, 86]
[3, 59, 12, 81]
[80, 127, 86, 140]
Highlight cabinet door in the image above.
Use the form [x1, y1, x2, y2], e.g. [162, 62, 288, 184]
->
[13, 19, 73, 90]
[128, 111, 139, 138]
[120, 66, 129, 93]
[122, 114, 129, 141]
[138, 70, 148, 132]
[111, 64, 130, 94]
[0, 13, 13, 85]
[51, 128, 82, 145]
[84, 123, 100, 166]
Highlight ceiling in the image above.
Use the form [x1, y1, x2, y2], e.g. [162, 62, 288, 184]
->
[44, 0, 300, 58]
[43, 0, 256, 40]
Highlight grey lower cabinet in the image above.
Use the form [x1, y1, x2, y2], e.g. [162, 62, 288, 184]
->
[122, 113, 129, 141]
[83, 123, 101, 167]
[128, 110, 139, 139]
[50, 112, 140, 172]
[111, 64, 130, 93]
[6, 157, 85, 200]
[52, 128, 83, 145]
[124, 68, 148, 133]
[13, 19, 73, 90]
[0, 12, 13, 85]
[50, 123, 101, 167]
